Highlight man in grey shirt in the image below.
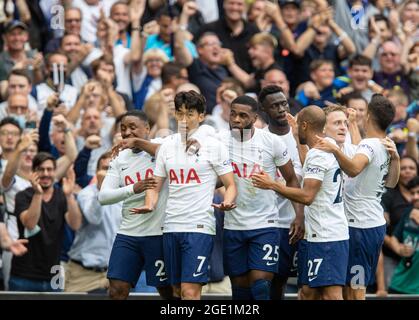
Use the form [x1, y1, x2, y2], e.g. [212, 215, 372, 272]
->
[65, 151, 122, 293]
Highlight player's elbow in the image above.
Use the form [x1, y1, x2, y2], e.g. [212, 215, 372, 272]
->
[301, 194, 315, 206]
[98, 191, 111, 206]
[345, 166, 362, 178]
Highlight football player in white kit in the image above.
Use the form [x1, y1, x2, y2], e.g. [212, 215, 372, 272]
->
[258, 85, 305, 299]
[213, 95, 301, 300]
[316, 94, 400, 300]
[252, 106, 349, 300]
[98, 110, 173, 300]
[132, 91, 237, 300]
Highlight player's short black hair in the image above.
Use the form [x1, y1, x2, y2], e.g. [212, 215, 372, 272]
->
[258, 85, 284, 104]
[231, 95, 259, 113]
[32, 152, 56, 171]
[0, 117, 22, 133]
[174, 91, 206, 114]
[368, 94, 395, 131]
[120, 110, 149, 125]
[407, 176, 419, 190]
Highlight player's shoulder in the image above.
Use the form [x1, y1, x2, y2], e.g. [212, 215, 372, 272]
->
[357, 138, 384, 156]
[110, 149, 129, 167]
[255, 127, 286, 146]
[157, 133, 180, 148]
[309, 141, 337, 164]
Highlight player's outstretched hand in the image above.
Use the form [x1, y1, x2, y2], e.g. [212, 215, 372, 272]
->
[251, 171, 274, 190]
[289, 217, 305, 244]
[314, 135, 338, 153]
[212, 202, 237, 211]
[129, 206, 154, 215]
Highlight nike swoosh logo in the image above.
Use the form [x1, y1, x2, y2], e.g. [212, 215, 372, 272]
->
[159, 277, 167, 282]
[121, 167, 129, 171]
[266, 262, 276, 266]
[193, 272, 204, 277]
[308, 277, 317, 282]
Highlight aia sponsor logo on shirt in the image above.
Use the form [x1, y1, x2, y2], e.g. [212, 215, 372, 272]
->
[124, 169, 154, 185]
[232, 162, 262, 178]
[169, 168, 201, 184]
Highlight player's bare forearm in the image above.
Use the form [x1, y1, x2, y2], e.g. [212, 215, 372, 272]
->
[385, 154, 400, 188]
[332, 148, 366, 177]
[219, 173, 237, 205]
[143, 188, 158, 211]
[348, 121, 362, 145]
[132, 138, 160, 156]
[273, 183, 317, 206]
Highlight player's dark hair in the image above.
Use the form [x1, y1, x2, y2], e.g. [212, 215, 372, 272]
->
[407, 176, 419, 190]
[32, 152, 56, 171]
[174, 91, 206, 114]
[120, 110, 149, 125]
[368, 94, 395, 131]
[231, 95, 259, 113]
[258, 85, 284, 104]
[0, 117, 22, 133]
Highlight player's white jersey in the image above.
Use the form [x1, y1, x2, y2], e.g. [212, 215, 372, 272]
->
[100, 149, 168, 237]
[214, 128, 291, 230]
[303, 138, 349, 242]
[264, 127, 303, 228]
[344, 138, 389, 228]
[154, 133, 232, 235]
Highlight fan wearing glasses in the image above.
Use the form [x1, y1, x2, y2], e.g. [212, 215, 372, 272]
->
[373, 41, 410, 95]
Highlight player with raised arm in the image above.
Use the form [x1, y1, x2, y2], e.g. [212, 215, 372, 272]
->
[98, 110, 173, 300]
[315, 94, 400, 300]
[258, 85, 305, 300]
[252, 106, 349, 300]
[131, 91, 237, 300]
